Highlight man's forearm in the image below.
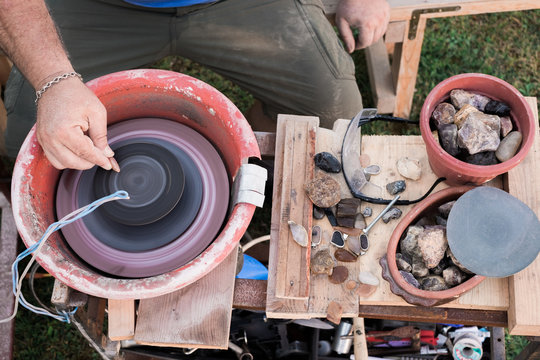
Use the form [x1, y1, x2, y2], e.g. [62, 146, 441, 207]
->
[0, 0, 74, 90]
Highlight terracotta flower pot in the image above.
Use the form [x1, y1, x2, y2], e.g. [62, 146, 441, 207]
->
[420, 73, 535, 185]
[381, 186, 485, 307]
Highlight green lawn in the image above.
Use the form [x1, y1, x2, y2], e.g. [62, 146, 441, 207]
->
[12, 9, 538, 360]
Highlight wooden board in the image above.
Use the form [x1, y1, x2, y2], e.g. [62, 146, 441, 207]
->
[507, 97, 540, 336]
[269, 115, 318, 302]
[134, 247, 238, 349]
[267, 116, 514, 319]
[108, 299, 135, 341]
[365, 39, 396, 114]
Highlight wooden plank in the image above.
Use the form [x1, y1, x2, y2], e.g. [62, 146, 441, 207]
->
[353, 318, 368, 360]
[321, 0, 540, 20]
[253, 131, 276, 158]
[134, 247, 238, 349]
[507, 97, 540, 336]
[384, 21, 406, 43]
[392, 16, 426, 118]
[273, 115, 317, 300]
[108, 299, 135, 341]
[365, 38, 396, 114]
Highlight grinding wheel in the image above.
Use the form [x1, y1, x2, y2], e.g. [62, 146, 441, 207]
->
[447, 187, 540, 278]
[56, 118, 230, 278]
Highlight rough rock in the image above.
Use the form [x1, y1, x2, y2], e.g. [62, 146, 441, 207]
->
[305, 174, 341, 208]
[311, 249, 335, 275]
[500, 116, 514, 138]
[438, 123, 460, 157]
[464, 151, 498, 166]
[335, 248, 357, 262]
[466, 112, 501, 133]
[420, 275, 448, 291]
[458, 117, 500, 155]
[450, 89, 491, 111]
[443, 265, 467, 287]
[362, 207, 373, 217]
[496, 131, 522, 162]
[358, 271, 380, 286]
[314, 152, 341, 173]
[400, 270, 420, 288]
[431, 257, 449, 275]
[386, 180, 406, 195]
[484, 99, 511, 116]
[435, 215, 447, 227]
[382, 207, 402, 224]
[438, 201, 456, 218]
[432, 102, 456, 128]
[400, 225, 423, 257]
[454, 104, 480, 128]
[396, 253, 412, 272]
[396, 157, 422, 180]
[329, 266, 349, 284]
[417, 226, 448, 269]
[336, 198, 360, 228]
[412, 255, 429, 278]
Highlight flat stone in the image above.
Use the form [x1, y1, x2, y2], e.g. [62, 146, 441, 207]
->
[496, 131, 522, 162]
[314, 152, 342, 173]
[400, 270, 420, 288]
[356, 283, 377, 298]
[345, 280, 358, 290]
[331, 231, 345, 248]
[382, 207, 402, 223]
[450, 89, 491, 111]
[311, 249, 335, 275]
[347, 236, 361, 256]
[326, 301, 343, 325]
[464, 151, 498, 166]
[484, 99, 511, 116]
[358, 271, 379, 286]
[354, 213, 366, 230]
[438, 123, 460, 157]
[443, 265, 467, 287]
[396, 253, 412, 272]
[329, 266, 349, 284]
[454, 104, 480, 128]
[400, 225, 423, 257]
[305, 174, 341, 208]
[386, 180, 406, 195]
[420, 275, 448, 291]
[500, 116, 514, 138]
[438, 201, 456, 218]
[334, 248, 357, 262]
[336, 198, 360, 228]
[432, 102, 456, 128]
[288, 220, 308, 247]
[458, 116, 500, 155]
[417, 226, 448, 269]
[396, 157, 422, 180]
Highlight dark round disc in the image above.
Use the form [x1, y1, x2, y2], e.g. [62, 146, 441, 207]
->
[447, 187, 540, 278]
[79, 137, 203, 252]
[56, 118, 230, 278]
[93, 141, 185, 226]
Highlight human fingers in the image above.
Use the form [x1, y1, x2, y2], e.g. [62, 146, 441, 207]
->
[336, 17, 356, 53]
[61, 125, 113, 171]
[40, 138, 96, 170]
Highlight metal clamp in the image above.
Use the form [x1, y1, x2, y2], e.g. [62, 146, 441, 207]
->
[231, 163, 268, 208]
[408, 6, 461, 40]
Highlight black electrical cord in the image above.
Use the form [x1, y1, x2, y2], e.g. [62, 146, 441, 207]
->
[342, 114, 446, 205]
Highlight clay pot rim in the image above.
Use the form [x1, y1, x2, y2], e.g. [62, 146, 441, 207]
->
[387, 185, 486, 300]
[419, 73, 535, 178]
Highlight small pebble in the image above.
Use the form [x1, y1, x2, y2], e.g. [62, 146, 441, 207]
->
[345, 280, 358, 290]
[396, 253, 412, 272]
[314, 152, 342, 173]
[329, 266, 349, 284]
[334, 248, 357, 262]
[421, 275, 448, 291]
[313, 206, 325, 220]
[431, 102, 456, 128]
[496, 131, 522, 162]
[443, 265, 466, 287]
[431, 257, 449, 275]
[500, 116, 514, 138]
[305, 174, 341, 208]
[382, 207, 402, 223]
[386, 180, 406, 195]
[400, 270, 420, 288]
[438, 123, 460, 157]
[288, 220, 308, 247]
[412, 256, 429, 278]
[362, 207, 372, 217]
[356, 283, 377, 298]
[331, 231, 345, 248]
[358, 271, 379, 286]
[396, 157, 422, 180]
[360, 234, 369, 252]
[484, 99, 511, 116]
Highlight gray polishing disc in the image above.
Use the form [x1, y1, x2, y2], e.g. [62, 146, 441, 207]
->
[447, 186, 540, 277]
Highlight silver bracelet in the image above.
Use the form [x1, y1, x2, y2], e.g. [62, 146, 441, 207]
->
[35, 72, 83, 104]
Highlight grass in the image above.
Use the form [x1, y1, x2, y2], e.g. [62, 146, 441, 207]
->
[11, 9, 539, 360]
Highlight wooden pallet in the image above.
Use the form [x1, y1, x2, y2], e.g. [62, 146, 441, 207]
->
[266, 98, 539, 331]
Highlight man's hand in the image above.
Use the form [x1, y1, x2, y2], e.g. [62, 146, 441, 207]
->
[336, 0, 390, 52]
[36, 77, 116, 171]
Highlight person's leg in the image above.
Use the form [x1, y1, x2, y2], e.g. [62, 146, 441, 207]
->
[4, 0, 173, 157]
[174, 0, 362, 129]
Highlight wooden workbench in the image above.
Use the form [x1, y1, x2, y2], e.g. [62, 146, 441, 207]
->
[263, 97, 539, 336]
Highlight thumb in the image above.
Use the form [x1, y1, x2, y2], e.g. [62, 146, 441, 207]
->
[336, 17, 355, 53]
